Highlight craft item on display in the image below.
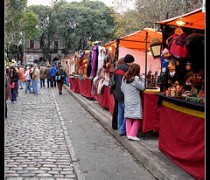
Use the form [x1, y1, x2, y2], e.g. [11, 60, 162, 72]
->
[185, 62, 194, 91]
[167, 59, 179, 88]
[86, 51, 92, 77]
[91, 45, 99, 78]
[160, 48, 171, 73]
[168, 31, 188, 59]
[69, 58, 76, 75]
[97, 46, 106, 75]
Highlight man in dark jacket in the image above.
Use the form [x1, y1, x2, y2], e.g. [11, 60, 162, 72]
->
[112, 54, 135, 136]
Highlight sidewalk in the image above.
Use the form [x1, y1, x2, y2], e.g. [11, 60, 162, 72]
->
[64, 85, 195, 180]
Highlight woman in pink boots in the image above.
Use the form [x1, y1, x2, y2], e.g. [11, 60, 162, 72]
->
[121, 63, 145, 141]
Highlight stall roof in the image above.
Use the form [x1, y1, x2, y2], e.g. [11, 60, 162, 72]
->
[156, 8, 205, 30]
[104, 28, 162, 51]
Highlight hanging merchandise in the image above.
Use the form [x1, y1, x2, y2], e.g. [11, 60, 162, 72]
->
[160, 48, 171, 72]
[86, 51, 92, 77]
[167, 29, 188, 59]
[97, 46, 106, 76]
[91, 45, 99, 78]
[69, 57, 76, 75]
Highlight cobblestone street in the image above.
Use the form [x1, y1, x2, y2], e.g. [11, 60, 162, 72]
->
[5, 87, 78, 180]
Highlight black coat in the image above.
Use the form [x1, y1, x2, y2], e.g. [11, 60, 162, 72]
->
[113, 63, 129, 101]
[10, 71, 19, 90]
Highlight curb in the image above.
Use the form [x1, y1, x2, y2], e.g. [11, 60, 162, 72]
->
[52, 89, 86, 180]
[64, 85, 195, 180]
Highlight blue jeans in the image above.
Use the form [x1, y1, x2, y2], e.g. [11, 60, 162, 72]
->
[18, 80, 23, 88]
[11, 89, 17, 102]
[32, 80, 39, 94]
[65, 77, 69, 86]
[40, 79, 45, 88]
[117, 100, 126, 135]
[25, 80, 31, 93]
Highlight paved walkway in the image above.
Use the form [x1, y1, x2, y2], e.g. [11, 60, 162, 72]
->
[5, 88, 78, 180]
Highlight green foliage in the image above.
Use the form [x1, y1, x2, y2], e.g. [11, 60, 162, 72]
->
[52, 0, 115, 51]
[112, 10, 144, 38]
[21, 11, 39, 40]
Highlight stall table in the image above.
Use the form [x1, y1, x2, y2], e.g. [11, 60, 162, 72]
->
[69, 77, 80, 93]
[93, 86, 115, 114]
[69, 77, 94, 99]
[157, 93, 204, 180]
[142, 89, 160, 133]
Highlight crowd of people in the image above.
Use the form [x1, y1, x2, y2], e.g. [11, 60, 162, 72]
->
[5, 55, 146, 142]
[5, 62, 68, 118]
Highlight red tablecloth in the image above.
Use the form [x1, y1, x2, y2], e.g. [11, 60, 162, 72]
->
[159, 100, 204, 180]
[77, 78, 94, 99]
[69, 78, 80, 93]
[69, 78, 94, 99]
[93, 86, 115, 114]
[142, 92, 160, 133]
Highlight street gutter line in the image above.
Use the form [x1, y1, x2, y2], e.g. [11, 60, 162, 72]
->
[52, 89, 86, 180]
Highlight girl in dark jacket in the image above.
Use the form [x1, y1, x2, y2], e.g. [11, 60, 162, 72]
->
[9, 66, 19, 103]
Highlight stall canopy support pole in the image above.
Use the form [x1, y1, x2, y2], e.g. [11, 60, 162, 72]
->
[145, 32, 148, 89]
[116, 39, 120, 61]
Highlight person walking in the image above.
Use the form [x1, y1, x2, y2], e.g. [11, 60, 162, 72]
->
[31, 64, 40, 95]
[55, 63, 67, 95]
[18, 65, 25, 89]
[50, 64, 57, 87]
[24, 66, 31, 93]
[9, 66, 19, 103]
[5, 68, 12, 118]
[121, 63, 145, 141]
[39, 66, 46, 88]
[112, 54, 135, 136]
[29, 65, 34, 92]
[45, 65, 52, 88]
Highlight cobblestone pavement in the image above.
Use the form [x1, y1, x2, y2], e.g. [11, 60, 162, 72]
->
[5, 87, 78, 180]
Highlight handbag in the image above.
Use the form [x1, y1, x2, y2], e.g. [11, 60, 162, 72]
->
[55, 75, 61, 81]
[109, 74, 115, 87]
[10, 82, 15, 89]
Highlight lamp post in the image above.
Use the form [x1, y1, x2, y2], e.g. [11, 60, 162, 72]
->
[20, 32, 26, 65]
[23, 33, 26, 66]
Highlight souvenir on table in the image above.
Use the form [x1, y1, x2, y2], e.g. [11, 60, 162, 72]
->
[157, 48, 171, 92]
[184, 62, 194, 91]
[166, 59, 181, 96]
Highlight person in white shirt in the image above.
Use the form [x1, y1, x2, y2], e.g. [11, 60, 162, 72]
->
[24, 66, 31, 93]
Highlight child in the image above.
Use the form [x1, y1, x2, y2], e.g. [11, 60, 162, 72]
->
[121, 63, 145, 141]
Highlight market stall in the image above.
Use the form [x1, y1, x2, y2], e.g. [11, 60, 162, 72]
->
[156, 7, 205, 180]
[104, 28, 162, 133]
[104, 28, 162, 82]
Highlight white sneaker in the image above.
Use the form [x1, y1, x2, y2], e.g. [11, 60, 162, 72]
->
[127, 136, 140, 141]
